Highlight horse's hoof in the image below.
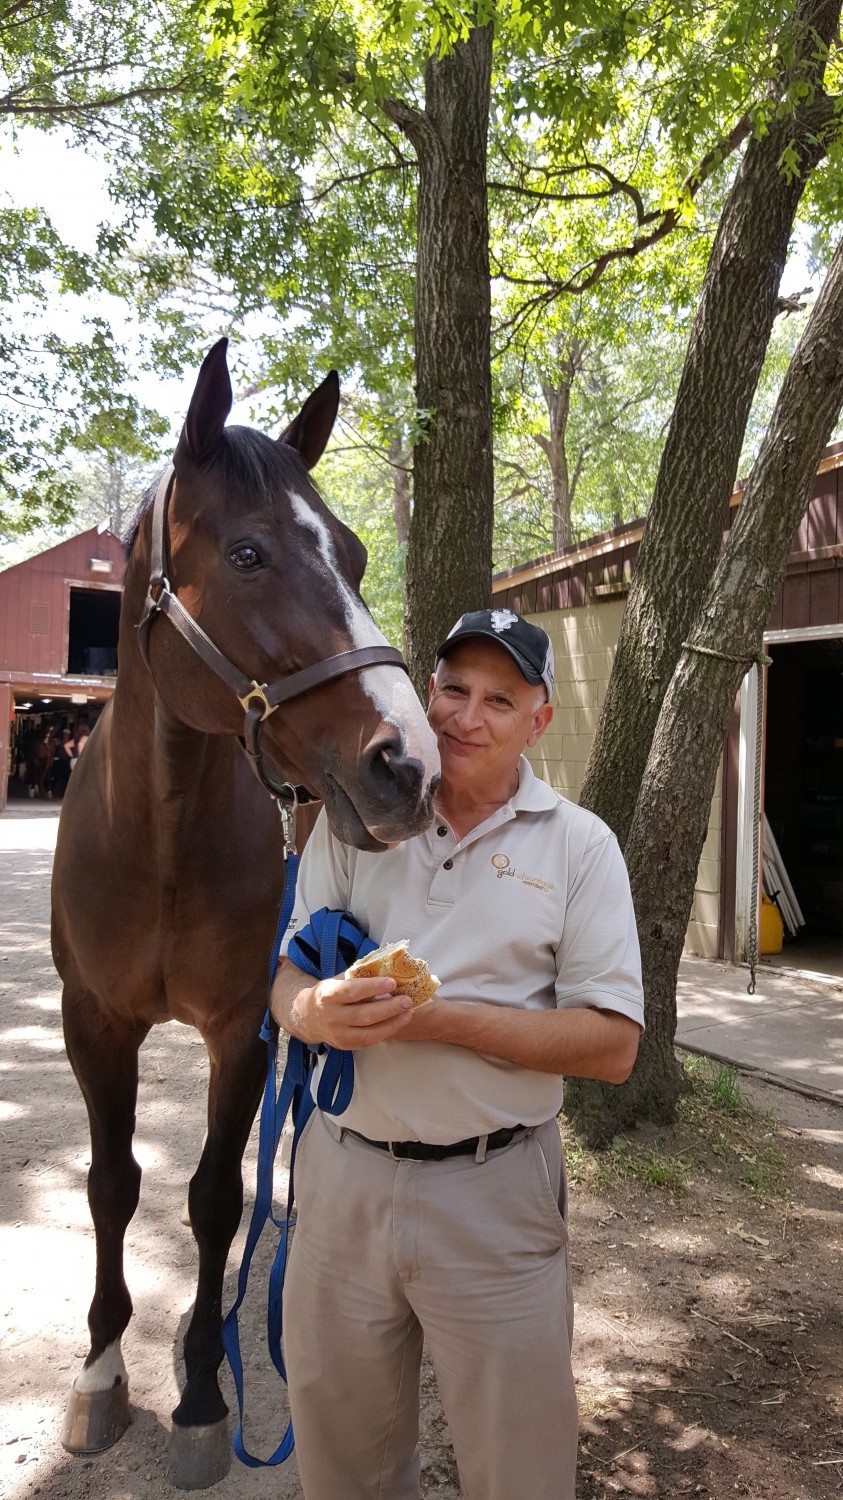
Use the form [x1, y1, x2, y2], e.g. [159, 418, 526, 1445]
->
[166, 1416, 231, 1489]
[61, 1377, 130, 1453]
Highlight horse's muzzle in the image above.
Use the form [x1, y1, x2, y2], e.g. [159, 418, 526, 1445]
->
[324, 736, 439, 850]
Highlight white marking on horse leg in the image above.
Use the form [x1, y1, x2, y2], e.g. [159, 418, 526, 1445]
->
[75, 1340, 128, 1393]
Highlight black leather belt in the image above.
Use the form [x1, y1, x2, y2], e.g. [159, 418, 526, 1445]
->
[345, 1126, 526, 1161]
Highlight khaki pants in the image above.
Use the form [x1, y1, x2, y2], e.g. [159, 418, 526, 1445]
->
[283, 1110, 577, 1500]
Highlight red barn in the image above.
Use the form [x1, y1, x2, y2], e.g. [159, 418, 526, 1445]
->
[0, 524, 126, 811]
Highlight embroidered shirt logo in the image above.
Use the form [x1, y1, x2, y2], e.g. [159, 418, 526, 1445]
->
[490, 853, 554, 892]
[490, 608, 518, 634]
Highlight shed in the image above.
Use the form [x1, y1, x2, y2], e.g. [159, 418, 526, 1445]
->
[493, 443, 843, 979]
[0, 524, 126, 810]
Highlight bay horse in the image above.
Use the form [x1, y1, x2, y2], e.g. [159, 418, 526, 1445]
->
[23, 720, 57, 798]
[51, 339, 439, 1487]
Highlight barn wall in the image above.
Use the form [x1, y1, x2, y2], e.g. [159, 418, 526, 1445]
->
[0, 684, 12, 796]
[521, 598, 720, 956]
[525, 600, 626, 803]
[0, 529, 125, 677]
[686, 765, 722, 959]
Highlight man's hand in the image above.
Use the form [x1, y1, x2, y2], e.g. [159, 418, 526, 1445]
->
[270, 960, 415, 1050]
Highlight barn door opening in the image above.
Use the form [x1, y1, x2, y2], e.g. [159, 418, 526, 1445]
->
[762, 631, 843, 979]
[66, 588, 120, 676]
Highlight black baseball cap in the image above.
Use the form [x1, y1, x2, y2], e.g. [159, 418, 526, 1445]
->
[435, 609, 555, 699]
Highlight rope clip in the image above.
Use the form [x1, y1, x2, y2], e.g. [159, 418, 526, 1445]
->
[276, 790, 298, 860]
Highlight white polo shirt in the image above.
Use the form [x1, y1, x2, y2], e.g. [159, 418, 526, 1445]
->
[280, 757, 644, 1143]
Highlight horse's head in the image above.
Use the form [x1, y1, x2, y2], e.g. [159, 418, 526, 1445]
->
[141, 339, 439, 850]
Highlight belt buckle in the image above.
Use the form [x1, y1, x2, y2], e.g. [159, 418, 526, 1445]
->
[388, 1141, 444, 1161]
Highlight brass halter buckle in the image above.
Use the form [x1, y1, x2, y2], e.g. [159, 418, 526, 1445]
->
[238, 682, 276, 721]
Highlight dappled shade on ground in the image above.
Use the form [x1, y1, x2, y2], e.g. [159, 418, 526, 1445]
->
[1, 809, 841, 1499]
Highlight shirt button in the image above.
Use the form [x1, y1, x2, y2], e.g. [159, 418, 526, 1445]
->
[443, 858, 453, 870]
[437, 825, 448, 837]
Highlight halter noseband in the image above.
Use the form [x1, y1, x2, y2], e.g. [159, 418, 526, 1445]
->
[136, 467, 410, 820]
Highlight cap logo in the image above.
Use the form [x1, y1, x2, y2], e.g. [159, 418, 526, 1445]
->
[490, 609, 518, 634]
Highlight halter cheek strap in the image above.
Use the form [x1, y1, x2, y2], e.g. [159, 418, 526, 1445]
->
[136, 466, 410, 809]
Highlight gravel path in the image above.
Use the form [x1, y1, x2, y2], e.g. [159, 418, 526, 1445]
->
[4, 807, 842, 1500]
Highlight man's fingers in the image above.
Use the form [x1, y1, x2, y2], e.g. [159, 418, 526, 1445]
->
[320, 976, 397, 1005]
[310, 980, 411, 1049]
[345, 1010, 414, 1048]
[345, 995, 412, 1028]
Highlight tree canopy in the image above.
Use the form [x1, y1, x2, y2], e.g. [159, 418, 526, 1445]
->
[7, 0, 839, 558]
[0, 0, 208, 534]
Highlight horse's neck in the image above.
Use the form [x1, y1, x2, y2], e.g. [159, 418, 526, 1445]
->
[152, 698, 235, 809]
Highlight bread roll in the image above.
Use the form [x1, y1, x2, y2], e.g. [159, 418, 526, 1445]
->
[345, 940, 440, 1008]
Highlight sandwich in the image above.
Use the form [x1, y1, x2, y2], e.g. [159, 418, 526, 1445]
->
[345, 940, 441, 1009]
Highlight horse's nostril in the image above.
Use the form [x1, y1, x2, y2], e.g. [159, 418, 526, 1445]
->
[373, 740, 425, 800]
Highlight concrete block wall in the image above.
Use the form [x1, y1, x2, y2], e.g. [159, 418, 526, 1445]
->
[525, 601, 624, 802]
[523, 601, 721, 959]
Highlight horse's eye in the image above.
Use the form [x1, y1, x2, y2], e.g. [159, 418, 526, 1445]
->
[229, 544, 263, 571]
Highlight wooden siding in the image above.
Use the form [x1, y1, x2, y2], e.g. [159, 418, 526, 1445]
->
[0, 529, 125, 677]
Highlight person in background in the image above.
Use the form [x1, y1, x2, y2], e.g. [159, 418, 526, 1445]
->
[51, 729, 74, 798]
[71, 722, 91, 767]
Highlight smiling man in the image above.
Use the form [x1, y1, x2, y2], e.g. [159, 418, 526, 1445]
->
[271, 608, 644, 1500]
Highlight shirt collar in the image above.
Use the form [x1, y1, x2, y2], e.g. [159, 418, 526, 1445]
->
[510, 755, 559, 814]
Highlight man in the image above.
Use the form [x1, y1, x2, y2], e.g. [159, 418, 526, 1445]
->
[271, 608, 644, 1500]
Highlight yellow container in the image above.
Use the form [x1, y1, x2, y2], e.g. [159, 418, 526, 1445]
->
[760, 895, 784, 955]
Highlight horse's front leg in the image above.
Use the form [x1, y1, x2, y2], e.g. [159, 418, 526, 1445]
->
[167, 1009, 265, 1488]
[61, 992, 148, 1455]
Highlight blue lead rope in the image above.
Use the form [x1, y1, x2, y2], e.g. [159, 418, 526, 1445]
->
[222, 859, 375, 1468]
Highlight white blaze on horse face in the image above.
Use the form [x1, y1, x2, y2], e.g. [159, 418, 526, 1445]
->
[288, 493, 439, 784]
[363, 665, 440, 777]
[74, 1339, 127, 1393]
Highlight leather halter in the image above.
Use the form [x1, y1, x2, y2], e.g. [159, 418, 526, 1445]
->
[136, 466, 410, 808]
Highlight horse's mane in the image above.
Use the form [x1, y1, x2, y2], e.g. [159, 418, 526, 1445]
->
[123, 428, 310, 558]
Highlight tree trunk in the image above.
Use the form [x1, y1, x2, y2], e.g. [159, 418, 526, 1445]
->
[385, 23, 494, 694]
[568, 234, 843, 1143]
[388, 433, 411, 545]
[578, 0, 841, 848]
[539, 340, 582, 550]
[106, 460, 125, 536]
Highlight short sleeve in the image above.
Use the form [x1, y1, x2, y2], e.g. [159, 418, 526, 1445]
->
[554, 833, 644, 1028]
[278, 808, 351, 964]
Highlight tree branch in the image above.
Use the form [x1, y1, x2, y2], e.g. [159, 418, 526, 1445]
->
[0, 77, 190, 117]
[488, 178, 616, 206]
[491, 109, 755, 320]
[308, 159, 410, 207]
[381, 95, 436, 155]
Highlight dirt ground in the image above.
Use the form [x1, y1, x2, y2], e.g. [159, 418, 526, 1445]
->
[1, 805, 842, 1500]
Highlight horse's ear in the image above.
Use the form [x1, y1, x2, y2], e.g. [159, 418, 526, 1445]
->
[278, 371, 340, 470]
[175, 339, 233, 465]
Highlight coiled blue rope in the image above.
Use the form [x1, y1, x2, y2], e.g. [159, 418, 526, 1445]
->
[222, 860, 375, 1467]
